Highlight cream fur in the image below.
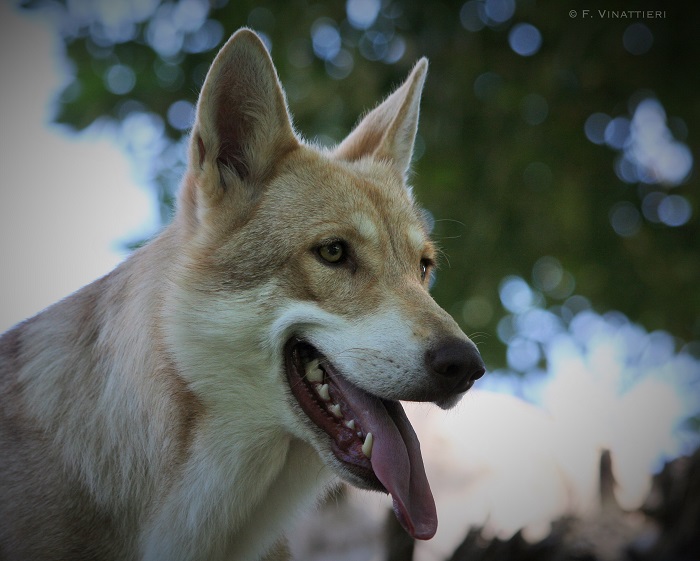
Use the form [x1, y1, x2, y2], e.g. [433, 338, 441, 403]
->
[0, 29, 476, 561]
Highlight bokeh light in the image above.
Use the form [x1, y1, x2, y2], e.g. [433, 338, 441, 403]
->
[104, 64, 136, 95]
[62, 0, 160, 38]
[459, 1, 487, 32]
[609, 201, 642, 237]
[484, 0, 516, 24]
[604, 116, 630, 150]
[183, 19, 224, 53]
[486, 273, 700, 476]
[507, 337, 541, 371]
[584, 112, 611, 145]
[585, 95, 694, 235]
[657, 194, 693, 227]
[462, 295, 494, 328]
[166, 100, 195, 131]
[325, 49, 355, 80]
[499, 275, 537, 314]
[590, 97, 694, 188]
[508, 23, 542, 57]
[629, 98, 693, 186]
[346, 0, 381, 30]
[532, 256, 564, 293]
[154, 60, 185, 90]
[147, 5, 185, 57]
[460, 0, 516, 31]
[359, 30, 390, 61]
[623, 23, 653, 55]
[311, 18, 341, 61]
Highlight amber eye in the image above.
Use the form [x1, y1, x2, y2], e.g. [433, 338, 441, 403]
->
[318, 241, 346, 264]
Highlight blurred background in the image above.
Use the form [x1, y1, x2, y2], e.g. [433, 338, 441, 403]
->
[1, 0, 699, 559]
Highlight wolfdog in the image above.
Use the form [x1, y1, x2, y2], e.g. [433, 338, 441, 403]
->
[0, 28, 484, 560]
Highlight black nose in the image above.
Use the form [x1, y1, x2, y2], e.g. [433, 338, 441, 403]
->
[426, 338, 486, 395]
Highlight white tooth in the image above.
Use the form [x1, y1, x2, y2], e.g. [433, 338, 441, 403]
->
[362, 432, 374, 459]
[345, 419, 356, 430]
[317, 383, 331, 401]
[329, 404, 343, 418]
[305, 360, 323, 383]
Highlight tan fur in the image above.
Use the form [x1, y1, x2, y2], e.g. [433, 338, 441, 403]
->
[0, 29, 480, 560]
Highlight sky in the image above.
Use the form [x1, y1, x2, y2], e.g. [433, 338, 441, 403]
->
[0, 4, 158, 332]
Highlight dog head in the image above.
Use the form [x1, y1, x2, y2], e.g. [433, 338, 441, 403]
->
[167, 29, 485, 540]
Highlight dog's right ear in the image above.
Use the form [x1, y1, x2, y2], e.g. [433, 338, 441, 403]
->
[184, 29, 298, 221]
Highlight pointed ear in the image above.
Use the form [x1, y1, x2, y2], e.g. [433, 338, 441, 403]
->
[334, 58, 428, 176]
[188, 29, 298, 205]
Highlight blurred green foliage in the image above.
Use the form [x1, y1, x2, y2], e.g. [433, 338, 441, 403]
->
[21, 0, 699, 368]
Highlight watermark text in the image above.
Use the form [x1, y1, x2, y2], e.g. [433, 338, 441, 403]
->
[569, 10, 667, 19]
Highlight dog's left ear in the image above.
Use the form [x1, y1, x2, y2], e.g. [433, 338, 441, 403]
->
[334, 58, 428, 177]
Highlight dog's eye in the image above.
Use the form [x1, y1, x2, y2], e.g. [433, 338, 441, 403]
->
[420, 258, 433, 282]
[318, 241, 346, 264]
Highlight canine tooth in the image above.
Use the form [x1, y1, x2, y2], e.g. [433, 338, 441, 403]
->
[317, 383, 331, 402]
[329, 404, 343, 418]
[345, 419, 356, 430]
[305, 360, 323, 383]
[362, 432, 374, 459]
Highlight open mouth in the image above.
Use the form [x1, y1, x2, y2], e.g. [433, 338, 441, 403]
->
[284, 338, 437, 540]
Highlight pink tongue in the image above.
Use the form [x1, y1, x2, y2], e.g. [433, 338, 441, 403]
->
[378, 401, 437, 539]
[331, 376, 437, 539]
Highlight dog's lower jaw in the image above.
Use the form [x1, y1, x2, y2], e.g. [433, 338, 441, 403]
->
[435, 391, 468, 410]
[284, 337, 438, 540]
[284, 339, 381, 488]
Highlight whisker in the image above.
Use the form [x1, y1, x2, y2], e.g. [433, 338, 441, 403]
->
[433, 218, 466, 228]
[468, 331, 491, 341]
